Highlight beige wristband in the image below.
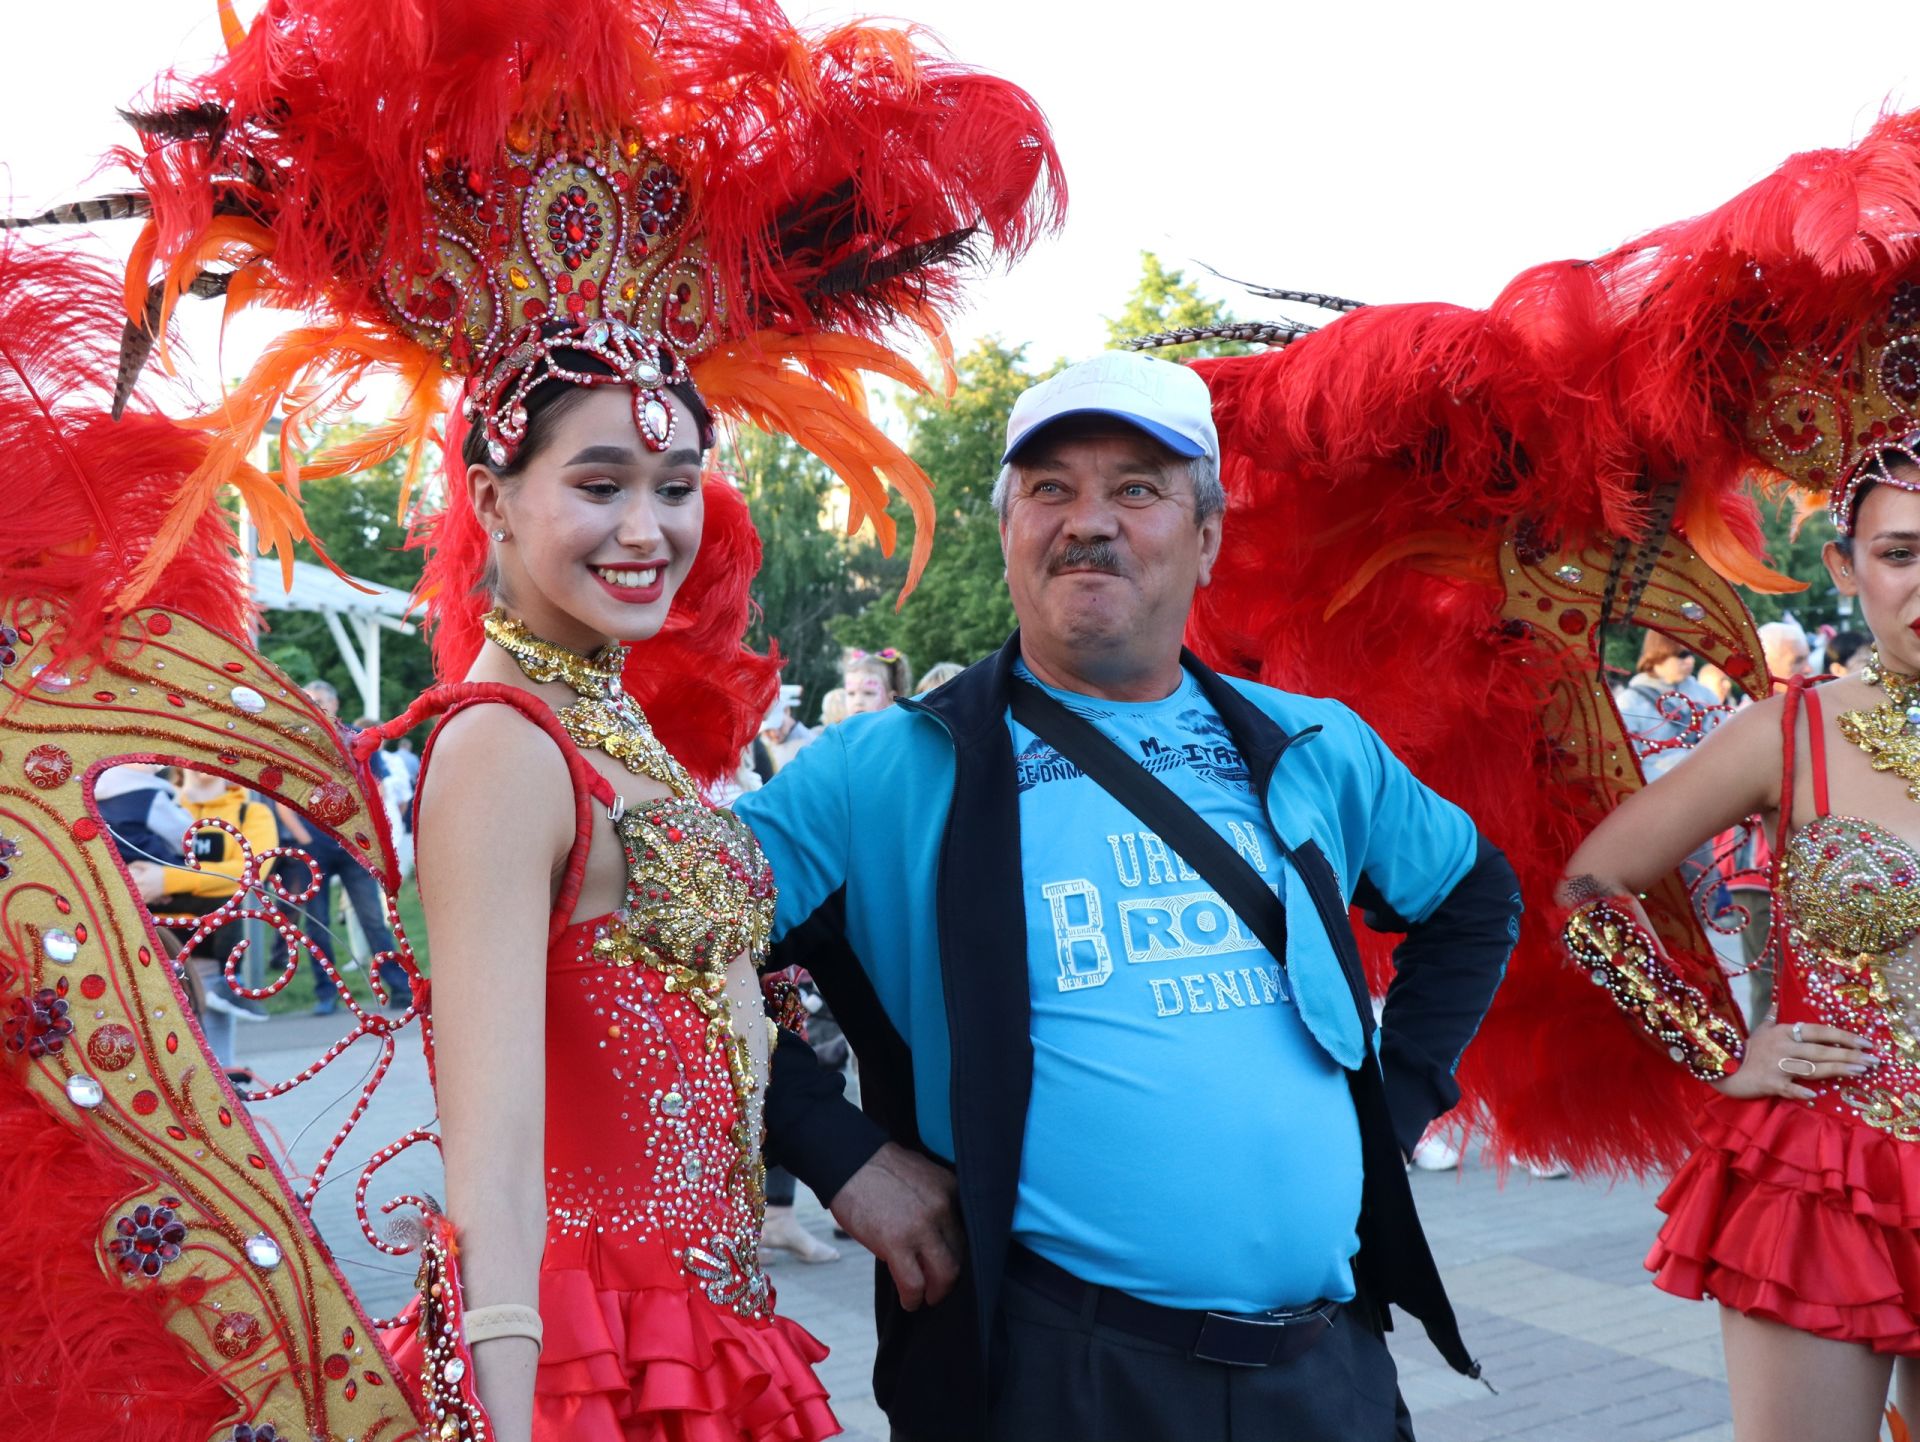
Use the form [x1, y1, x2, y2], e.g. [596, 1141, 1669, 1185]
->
[464, 1303, 544, 1351]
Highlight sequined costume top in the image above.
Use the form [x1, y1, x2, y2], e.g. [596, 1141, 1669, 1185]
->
[1775, 696, 1920, 1141]
[544, 784, 781, 1317]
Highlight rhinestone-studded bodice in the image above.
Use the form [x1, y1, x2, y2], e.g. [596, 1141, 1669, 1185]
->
[1778, 815, 1920, 1140]
[541, 794, 778, 1320]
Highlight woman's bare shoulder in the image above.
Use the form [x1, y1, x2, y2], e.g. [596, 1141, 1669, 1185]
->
[417, 703, 573, 833]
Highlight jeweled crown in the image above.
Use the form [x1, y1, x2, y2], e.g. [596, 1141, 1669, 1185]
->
[380, 121, 724, 463]
[1747, 277, 1920, 533]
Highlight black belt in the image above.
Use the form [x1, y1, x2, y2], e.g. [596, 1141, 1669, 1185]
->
[1004, 1244, 1340, 1369]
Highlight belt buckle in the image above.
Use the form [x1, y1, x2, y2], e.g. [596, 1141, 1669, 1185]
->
[1191, 1310, 1289, 1368]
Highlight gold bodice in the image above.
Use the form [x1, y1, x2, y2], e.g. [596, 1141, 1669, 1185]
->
[1780, 814, 1920, 1140]
[594, 795, 775, 972]
[1780, 815, 1920, 957]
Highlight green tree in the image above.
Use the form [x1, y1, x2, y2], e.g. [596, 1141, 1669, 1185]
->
[834, 338, 1054, 673]
[257, 428, 437, 721]
[1103, 251, 1253, 363]
[1737, 482, 1844, 632]
[728, 426, 895, 723]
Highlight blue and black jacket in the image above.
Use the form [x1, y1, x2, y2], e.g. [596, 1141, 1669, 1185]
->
[741, 634, 1519, 1436]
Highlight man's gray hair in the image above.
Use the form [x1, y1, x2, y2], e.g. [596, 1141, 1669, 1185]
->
[991, 452, 1225, 526]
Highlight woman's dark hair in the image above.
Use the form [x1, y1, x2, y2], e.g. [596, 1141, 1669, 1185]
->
[460, 340, 714, 476]
[1829, 628, 1872, 670]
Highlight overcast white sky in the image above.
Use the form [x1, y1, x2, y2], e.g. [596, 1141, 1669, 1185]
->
[3, 0, 1916, 394]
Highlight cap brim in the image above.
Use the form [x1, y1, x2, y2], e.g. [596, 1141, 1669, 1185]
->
[1001, 407, 1208, 465]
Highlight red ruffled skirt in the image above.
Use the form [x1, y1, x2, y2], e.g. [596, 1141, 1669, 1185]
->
[387, 1229, 838, 1441]
[1649, 1092, 1920, 1354]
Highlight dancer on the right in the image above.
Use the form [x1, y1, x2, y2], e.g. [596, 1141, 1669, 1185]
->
[1561, 454, 1920, 1441]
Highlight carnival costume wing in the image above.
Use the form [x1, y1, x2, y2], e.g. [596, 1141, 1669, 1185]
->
[1181, 109, 1920, 1175]
[0, 0, 1062, 1436]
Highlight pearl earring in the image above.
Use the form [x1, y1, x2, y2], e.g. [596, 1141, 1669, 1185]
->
[1842, 566, 1852, 576]
[492, 529, 507, 542]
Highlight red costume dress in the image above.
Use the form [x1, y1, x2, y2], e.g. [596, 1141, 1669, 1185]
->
[384, 642, 837, 1439]
[1650, 681, 1920, 1353]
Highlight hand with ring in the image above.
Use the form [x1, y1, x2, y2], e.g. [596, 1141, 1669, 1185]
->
[1712, 1020, 1878, 1102]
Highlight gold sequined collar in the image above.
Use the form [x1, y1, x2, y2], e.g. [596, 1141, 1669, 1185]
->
[1840, 649, 1920, 804]
[483, 609, 627, 695]
[483, 608, 693, 797]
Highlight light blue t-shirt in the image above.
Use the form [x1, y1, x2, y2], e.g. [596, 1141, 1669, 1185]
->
[1008, 664, 1362, 1312]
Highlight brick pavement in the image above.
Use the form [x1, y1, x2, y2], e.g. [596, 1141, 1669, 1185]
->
[237, 1019, 1742, 1441]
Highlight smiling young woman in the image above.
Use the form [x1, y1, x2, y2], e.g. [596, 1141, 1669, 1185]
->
[1558, 463, 1920, 1442]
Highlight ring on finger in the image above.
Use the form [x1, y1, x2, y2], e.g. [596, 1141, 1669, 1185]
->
[1778, 1057, 1817, 1078]
[1791, 1021, 1805, 1044]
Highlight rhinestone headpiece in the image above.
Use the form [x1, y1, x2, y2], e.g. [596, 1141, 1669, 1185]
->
[1747, 277, 1920, 534]
[380, 122, 723, 466]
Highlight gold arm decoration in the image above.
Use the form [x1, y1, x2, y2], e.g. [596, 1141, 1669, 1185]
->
[1561, 897, 1746, 1080]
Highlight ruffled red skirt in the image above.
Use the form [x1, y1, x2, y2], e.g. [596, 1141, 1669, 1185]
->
[1649, 1092, 1920, 1354]
[387, 1229, 838, 1441]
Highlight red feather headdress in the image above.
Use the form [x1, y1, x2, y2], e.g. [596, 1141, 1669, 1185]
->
[1185, 108, 1920, 1174]
[8, 0, 1061, 774]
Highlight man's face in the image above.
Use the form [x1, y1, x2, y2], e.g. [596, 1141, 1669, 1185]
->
[1764, 636, 1811, 680]
[1000, 421, 1222, 667]
[302, 685, 340, 721]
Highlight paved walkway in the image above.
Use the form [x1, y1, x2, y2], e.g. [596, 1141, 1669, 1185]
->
[236, 1017, 1742, 1441]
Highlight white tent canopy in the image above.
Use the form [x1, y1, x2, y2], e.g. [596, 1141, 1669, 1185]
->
[252, 557, 416, 719]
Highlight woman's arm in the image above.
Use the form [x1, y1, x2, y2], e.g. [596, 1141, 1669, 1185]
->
[1558, 693, 1875, 1094]
[1561, 694, 1784, 900]
[415, 707, 574, 1442]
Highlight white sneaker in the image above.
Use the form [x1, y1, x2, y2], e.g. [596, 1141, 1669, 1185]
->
[203, 989, 269, 1022]
[1524, 1159, 1573, 1180]
[1410, 1136, 1462, 1171]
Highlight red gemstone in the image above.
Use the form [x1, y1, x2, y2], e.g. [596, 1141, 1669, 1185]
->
[164, 1033, 178, 1055]
[554, 273, 573, 294]
[80, 974, 105, 999]
[93, 690, 116, 703]
[567, 294, 586, 314]
[88, 1023, 137, 1070]
[166, 694, 185, 708]
[74, 924, 87, 943]
[23, 744, 73, 789]
[131, 1090, 159, 1116]
[72, 817, 100, 842]
[212, 1311, 264, 1359]
[223, 661, 245, 674]
[260, 766, 284, 790]
[306, 782, 355, 827]
[146, 614, 173, 636]
[218, 1106, 232, 1127]
[323, 1353, 351, 1380]
[523, 298, 547, 320]
[579, 280, 599, 300]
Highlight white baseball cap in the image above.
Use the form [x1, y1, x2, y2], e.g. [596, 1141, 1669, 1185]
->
[1001, 350, 1218, 465]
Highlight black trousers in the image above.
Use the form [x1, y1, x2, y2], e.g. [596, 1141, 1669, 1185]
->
[897, 1269, 1416, 1442]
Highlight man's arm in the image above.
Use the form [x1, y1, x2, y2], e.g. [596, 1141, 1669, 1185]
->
[739, 734, 966, 1308]
[1343, 711, 1521, 1154]
[1356, 836, 1520, 1154]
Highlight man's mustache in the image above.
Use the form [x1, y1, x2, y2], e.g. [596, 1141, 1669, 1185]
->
[1048, 540, 1124, 576]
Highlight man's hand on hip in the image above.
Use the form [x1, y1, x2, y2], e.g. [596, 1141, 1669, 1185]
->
[828, 1142, 964, 1311]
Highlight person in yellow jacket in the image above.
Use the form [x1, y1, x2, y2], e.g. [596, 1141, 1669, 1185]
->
[153, 769, 280, 1020]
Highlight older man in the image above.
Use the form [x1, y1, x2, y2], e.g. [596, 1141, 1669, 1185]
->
[740, 351, 1518, 1442]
